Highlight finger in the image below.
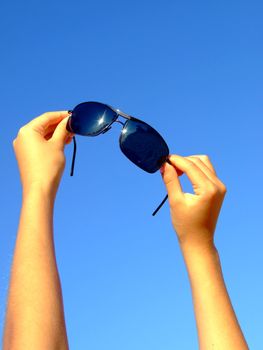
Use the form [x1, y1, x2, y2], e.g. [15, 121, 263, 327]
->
[36, 117, 68, 140]
[161, 161, 184, 201]
[187, 155, 226, 192]
[43, 123, 61, 140]
[186, 156, 219, 184]
[27, 111, 69, 136]
[51, 116, 72, 147]
[44, 119, 71, 140]
[168, 155, 211, 195]
[167, 158, 184, 176]
[187, 154, 217, 175]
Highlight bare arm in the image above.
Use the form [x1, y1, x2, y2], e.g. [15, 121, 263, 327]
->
[162, 155, 248, 349]
[3, 112, 73, 349]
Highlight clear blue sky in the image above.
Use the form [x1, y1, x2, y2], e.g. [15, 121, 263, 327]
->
[0, 0, 262, 348]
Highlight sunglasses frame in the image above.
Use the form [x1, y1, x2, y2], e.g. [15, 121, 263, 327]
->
[67, 101, 170, 215]
[67, 102, 156, 136]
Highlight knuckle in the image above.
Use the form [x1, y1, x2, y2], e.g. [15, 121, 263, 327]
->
[220, 183, 227, 194]
[206, 183, 218, 197]
[17, 126, 28, 137]
[189, 154, 210, 162]
[200, 154, 210, 161]
[187, 156, 198, 163]
[192, 157, 201, 165]
[205, 182, 227, 198]
[185, 159, 196, 170]
[198, 155, 211, 165]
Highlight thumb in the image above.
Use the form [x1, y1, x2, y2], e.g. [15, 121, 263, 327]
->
[52, 116, 72, 147]
[161, 162, 183, 202]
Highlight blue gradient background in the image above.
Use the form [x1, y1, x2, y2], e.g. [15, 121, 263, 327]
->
[0, 0, 262, 348]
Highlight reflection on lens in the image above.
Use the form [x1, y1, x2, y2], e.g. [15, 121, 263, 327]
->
[98, 114, 106, 126]
[119, 120, 169, 173]
[69, 102, 118, 136]
[121, 127, 128, 135]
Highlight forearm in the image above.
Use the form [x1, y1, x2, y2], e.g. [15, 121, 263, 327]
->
[181, 241, 248, 350]
[3, 186, 68, 350]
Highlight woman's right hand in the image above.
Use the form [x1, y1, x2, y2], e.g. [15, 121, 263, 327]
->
[13, 111, 74, 199]
[161, 155, 227, 250]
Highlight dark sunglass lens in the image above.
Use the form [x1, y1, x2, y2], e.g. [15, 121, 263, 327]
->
[119, 120, 169, 173]
[68, 102, 117, 136]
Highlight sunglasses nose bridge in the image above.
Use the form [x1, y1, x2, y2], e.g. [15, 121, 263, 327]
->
[114, 119, 125, 127]
[101, 119, 125, 135]
[115, 109, 131, 119]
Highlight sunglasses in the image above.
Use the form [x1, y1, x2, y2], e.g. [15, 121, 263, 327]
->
[66, 101, 170, 215]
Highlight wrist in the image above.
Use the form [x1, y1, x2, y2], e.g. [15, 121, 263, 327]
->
[22, 182, 57, 204]
[179, 237, 218, 262]
[179, 239, 222, 287]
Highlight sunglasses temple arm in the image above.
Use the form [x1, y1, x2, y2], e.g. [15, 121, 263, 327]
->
[152, 194, 168, 216]
[70, 136, 77, 176]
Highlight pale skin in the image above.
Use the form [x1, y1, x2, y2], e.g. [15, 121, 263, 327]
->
[4, 112, 73, 350]
[162, 157, 249, 349]
[3, 111, 248, 349]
